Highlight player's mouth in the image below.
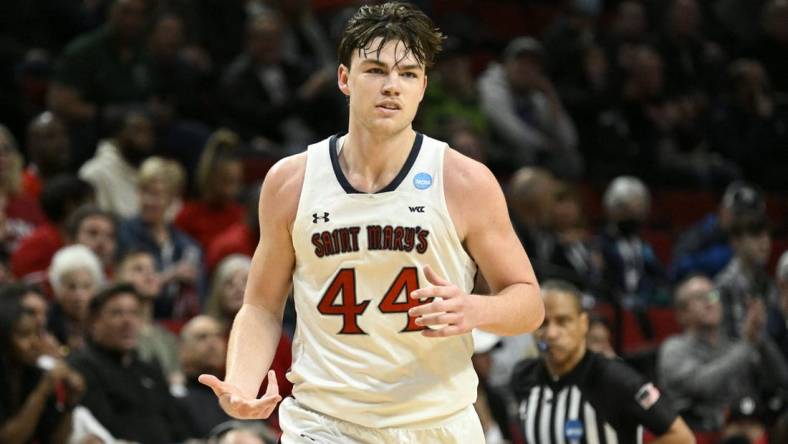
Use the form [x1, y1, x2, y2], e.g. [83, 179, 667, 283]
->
[376, 102, 401, 113]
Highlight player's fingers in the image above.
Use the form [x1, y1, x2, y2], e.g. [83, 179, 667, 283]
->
[198, 374, 228, 397]
[424, 265, 450, 287]
[263, 370, 279, 397]
[408, 298, 447, 317]
[409, 285, 454, 300]
[421, 324, 467, 338]
[416, 312, 459, 327]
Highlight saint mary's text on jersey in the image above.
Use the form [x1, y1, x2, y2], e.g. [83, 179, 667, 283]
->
[311, 225, 430, 257]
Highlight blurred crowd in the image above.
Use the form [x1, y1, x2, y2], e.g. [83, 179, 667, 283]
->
[1, 0, 788, 443]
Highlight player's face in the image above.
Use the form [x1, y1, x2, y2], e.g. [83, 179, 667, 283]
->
[536, 292, 588, 370]
[338, 38, 427, 137]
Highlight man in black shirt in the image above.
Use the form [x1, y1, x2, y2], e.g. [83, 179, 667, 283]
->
[511, 281, 694, 444]
[68, 283, 188, 444]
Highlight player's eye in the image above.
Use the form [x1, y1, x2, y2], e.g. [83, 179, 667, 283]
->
[367, 68, 384, 74]
[402, 72, 418, 78]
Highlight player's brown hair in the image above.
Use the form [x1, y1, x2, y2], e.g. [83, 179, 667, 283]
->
[337, 1, 444, 70]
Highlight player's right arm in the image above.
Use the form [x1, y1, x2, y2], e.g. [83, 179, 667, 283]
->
[199, 152, 306, 419]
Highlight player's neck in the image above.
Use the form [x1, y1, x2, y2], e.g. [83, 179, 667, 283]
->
[340, 126, 417, 193]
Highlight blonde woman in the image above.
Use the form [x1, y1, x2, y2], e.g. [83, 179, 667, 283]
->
[117, 156, 203, 320]
[0, 124, 45, 251]
[204, 254, 251, 329]
[174, 129, 245, 250]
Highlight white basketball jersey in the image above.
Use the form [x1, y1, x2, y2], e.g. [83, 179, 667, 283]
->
[289, 133, 479, 428]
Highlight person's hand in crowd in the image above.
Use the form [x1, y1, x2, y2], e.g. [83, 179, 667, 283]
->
[198, 370, 282, 420]
[742, 297, 767, 345]
[42, 359, 86, 408]
[162, 259, 199, 285]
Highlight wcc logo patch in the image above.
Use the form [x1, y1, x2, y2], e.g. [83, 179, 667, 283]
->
[413, 172, 432, 190]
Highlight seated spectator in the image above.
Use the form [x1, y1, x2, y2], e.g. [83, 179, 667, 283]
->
[11, 175, 95, 283]
[671, 181, 765, 282]
[478, 37, 583, 179]
[66, 205, 118, 275]
[597, 176, 668, 308]
[114, 249, 181, 385]
[118, 156, 202, 320]
[587, 314, 616, 358]
[511, 281, 694, 443]
[768, 250, 788, 361]
[21, 112, 71, 200]
[206, 185, 260, 272]
[0, 124, 45, 252]
[0, 284, 62, 358]
[177, 315, 234, 439]
[78, 109, 156, 218]
[175, 129, 245, 250]
[0, 293, 85, 444]
[710, 59, 788, 188]
[67, 283, 189, 444]
[507, 166, 559, 271]
[48, 0, 151, 165]
[219, 10, 334, 153]
[205, 255, 251, 330]
[657, 275, 788, 432]
[544, 183, 603, 294]
[749, 0, 788, 96]
[715, 213, 774, 338]
[47, 245, 105, 353]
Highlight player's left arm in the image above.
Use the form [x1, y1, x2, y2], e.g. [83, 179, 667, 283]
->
[409, 149, 544, 336]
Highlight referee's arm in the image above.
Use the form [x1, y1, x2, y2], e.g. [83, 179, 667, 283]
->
[652, 417, 694, 444]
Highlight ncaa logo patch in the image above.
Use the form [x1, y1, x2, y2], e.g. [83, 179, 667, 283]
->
[565, 419, 584, 441]
[413, 172, 432, 190]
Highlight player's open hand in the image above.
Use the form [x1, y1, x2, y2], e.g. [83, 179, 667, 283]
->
[198, 370, 282, 419]
[408, 265, 481, 337]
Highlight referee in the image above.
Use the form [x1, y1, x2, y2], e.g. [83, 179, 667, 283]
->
[511, 281, 694, 444]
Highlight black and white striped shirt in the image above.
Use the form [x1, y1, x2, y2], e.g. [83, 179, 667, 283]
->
[511, 352, 676, 444]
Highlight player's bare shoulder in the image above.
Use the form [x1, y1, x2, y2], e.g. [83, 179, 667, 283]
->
[443, 147, 507, 239]
[260, 152, 307, 230]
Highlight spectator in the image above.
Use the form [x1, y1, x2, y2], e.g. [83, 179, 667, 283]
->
[174, 129, 245, 250]
[78, 109, 156, 218]
[657, 275, 788, 432]
[511, 280, 694, 443]
[205, 254, 251, 330]
[11, 175, 95, 283]
[768, 250, 788, 361]
[117, 156, 202, 320]
[750, 0, 788, 95]
[114, 249, 181, 385]
[597, 176, 668, 307]
[66, 205, 118, 275]
[206, 185, 260, 272]
[507, 166, 558, 270]
[219, 10, 334, 153]
[21, 112, 71, 200]
[671, 181, 765, 282]
[210, 422, 278, 444]
[47, 244, 105, 353]
[0, 124, 45, 252]
[177, 315, 234, 439]
[587, 314, 616, 358]
[67, 283, 189, 444]
[715, 213, 773, 338]
[710, 59, 788, 188]
[48, 0, 150, 163]
[0, 283, 62, 358]
[479, 37, 582, 179]
[420, 37, 488, 138]
[0, 292, 85, 444]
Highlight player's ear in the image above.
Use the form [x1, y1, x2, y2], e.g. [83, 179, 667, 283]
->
[579, 311, 589, 336]
[418, 73, 428, 101]
[338, 64, 351, 96]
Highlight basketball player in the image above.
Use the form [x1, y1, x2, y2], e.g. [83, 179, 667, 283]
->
[199, 2, 544, 442]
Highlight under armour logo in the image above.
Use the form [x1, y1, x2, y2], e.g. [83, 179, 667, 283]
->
[313, 212, 330, 223]
[409, 206, 425, 213]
